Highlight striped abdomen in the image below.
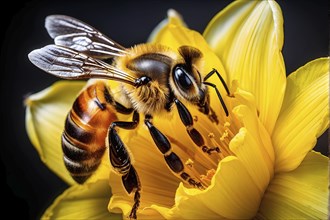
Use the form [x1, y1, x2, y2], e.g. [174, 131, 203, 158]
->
[62, 81, 118, 183]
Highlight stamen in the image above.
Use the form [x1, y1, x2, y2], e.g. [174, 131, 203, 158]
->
[193, 115, 198, 122]
[200, 175, 211, 186]
[200, 169, 216, 186]
[208, 132, 215, 138]
[226, 116, 241, 134]
[184, 159, 209, 188]
[185, 158, 194, 168]
[207, 133, 222, 155]
[220, 130, 229, 141]
[188, 113, 229, 163]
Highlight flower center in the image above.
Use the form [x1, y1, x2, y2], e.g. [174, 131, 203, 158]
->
[166, 96, 241, 189]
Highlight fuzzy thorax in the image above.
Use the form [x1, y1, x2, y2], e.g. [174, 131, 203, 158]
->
[121, 81, 170, 116]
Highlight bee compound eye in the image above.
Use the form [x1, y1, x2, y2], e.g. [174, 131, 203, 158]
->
[174, 65, 193, 91]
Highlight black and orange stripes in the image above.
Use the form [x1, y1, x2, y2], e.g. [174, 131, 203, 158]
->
[61, 81, 118, 183]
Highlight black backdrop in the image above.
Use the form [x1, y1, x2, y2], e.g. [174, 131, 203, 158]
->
[1, 1, 328, 219]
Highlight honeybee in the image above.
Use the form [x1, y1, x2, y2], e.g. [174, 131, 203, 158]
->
[28, 15, 230, 219]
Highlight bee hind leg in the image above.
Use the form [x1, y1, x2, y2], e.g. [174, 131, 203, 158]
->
[122, 166, 141, 220]
[108, 111, 141, 219]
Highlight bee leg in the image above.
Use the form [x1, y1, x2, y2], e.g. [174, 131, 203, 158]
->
[174, 99, 220, 155]
[208, 106, 219, 124]
[144, 115, 204, 189]
[108, 111, 141, 219]
[103, 85, 134, 115]
[113, 101, 134, 115]
[122, 166, 141, 220]
[203, 68, 230, 117]
[197, 94, 219, 124]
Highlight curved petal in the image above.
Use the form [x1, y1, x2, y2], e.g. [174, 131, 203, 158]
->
[272, 58, 329, 172]
[232, 88, 275, 192]
[152, 156, 261, 219]
[204, 0, 286, 134]
[25, 81, 85, 184]
[42, 180, 121, 220]
[25, 80, 110, 184]
[148, 9, 187, 43]
[256, 151, 328, 219]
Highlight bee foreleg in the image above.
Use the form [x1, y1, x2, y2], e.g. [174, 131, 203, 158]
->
[208, 106, 220, 124]
[144, 115, 204, 189]
[174, 99, 220, 155]
[197, 94, 219, 124]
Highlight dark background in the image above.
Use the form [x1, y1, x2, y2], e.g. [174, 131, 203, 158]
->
[1, 1, 328, 219]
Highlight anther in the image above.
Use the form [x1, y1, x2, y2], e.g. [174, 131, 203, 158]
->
[224, 122, 230, 127]
[208, 132, 215, 138]
[220, 130, 229, 141]
[185, 159, 194, 168]
[205, 169, 216, 181]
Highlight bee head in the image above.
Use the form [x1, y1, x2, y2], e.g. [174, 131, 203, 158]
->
[170, 46, 208, 107]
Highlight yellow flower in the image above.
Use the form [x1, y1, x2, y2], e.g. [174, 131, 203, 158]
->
[25, 1, 328, 219]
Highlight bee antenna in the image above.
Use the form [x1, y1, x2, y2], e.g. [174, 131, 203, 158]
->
[203, 82, 229, 117]
[203, 69, 230, 117]
[203, 69, 230, 96]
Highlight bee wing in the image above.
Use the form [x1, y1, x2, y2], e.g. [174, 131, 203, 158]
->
[45, 15, 127, 59]
[28, 45, 136, 85]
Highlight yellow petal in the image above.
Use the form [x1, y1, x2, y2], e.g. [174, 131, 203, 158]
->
[231, 89, 274, 192]
[147, 9, 186, 42]
[204, 0, 286, 134]
[151, 18, 227, 84]
[272, 58, 329, 172]
[233, 88, 274, 163]
[152, 156, 262, 219]
[25, 80, 110, 184]
[256, 151, 328, 219]
[42, 180, 121, 220]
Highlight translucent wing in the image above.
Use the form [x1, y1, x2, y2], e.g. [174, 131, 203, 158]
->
[28, 45, 136, 85]
[45, 15, 127, 58]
